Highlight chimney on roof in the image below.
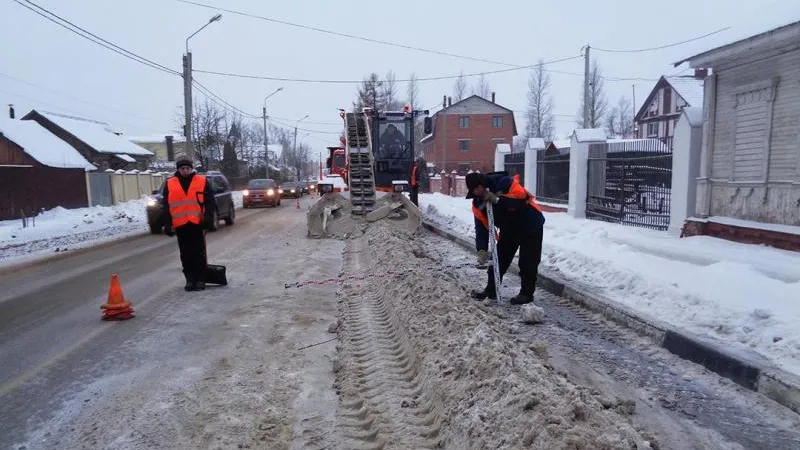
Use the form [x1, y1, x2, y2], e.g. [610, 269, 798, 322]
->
[694, 68, 708, 80]
[165, 136, 175, 161]
[443, 95, 447, 108]
[8, 104, 14, 119]
[491, 92, 495, 103]
[447, 96, 452, 107]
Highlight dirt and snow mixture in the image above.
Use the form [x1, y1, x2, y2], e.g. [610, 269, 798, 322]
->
[333, 221, 655, 449]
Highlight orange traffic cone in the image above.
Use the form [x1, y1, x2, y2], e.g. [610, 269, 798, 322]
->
[101, 273, 135, 321]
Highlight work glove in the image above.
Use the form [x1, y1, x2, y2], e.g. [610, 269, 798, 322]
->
[477, 249, 489, 266]
[164, 226, 174, 237]
[482, 190, 499, 204]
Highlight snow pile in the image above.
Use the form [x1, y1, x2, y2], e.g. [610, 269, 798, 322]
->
[420, 193, 800, 375]
[348, 224, 652, 449]
[0, 198, 150, 264]
[521, 303, 546, 324]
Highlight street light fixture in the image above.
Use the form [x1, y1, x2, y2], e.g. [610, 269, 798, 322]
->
[183, 14, 222, 161]
[262, 87, 284, 179]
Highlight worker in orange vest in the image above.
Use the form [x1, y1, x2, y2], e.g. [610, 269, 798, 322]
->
[161, 157, 217, 291]
[466, 171, 545, 305]
[409, 158, 421, 207]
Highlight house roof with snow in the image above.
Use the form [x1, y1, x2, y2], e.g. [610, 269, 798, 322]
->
[0, 117, 96, 170]
[634, 76, 705, 122]
[126, 134, 186, 144]
[22, 110, 153, 158]
[674, 20, 800, 68]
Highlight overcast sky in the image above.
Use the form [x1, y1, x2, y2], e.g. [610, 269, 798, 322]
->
[1, 0, 798, 154]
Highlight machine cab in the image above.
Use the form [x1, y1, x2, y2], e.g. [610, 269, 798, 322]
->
[372, 111, 413, 190]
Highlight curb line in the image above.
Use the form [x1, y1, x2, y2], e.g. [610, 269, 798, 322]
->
[421, 220, 800, 414]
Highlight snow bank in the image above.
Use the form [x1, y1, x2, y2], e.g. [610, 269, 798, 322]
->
[420, 193, 800, 375]
[340, 223, 653, 449]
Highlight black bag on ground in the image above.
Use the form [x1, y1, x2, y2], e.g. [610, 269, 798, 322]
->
[205, 264, 227, 285]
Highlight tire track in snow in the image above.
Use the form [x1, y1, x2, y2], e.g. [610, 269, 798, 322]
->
[334, 236, 446, 449]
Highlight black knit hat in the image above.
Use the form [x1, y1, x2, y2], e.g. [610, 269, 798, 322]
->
[175, 157, 193, 169]
[465, 172, 484, 199]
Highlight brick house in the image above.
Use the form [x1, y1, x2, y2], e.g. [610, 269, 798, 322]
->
[420, 94, 517, 174]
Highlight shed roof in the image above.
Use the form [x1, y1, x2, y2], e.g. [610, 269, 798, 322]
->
[0, 117, 96, 170]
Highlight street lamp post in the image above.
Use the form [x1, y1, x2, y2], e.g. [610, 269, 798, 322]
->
[291, 114, 310, 167]
[183, 14, 222, 161]
[262, 87, 283, 179]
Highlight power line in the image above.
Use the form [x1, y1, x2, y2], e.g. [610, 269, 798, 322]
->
[593, 27, 730, 53]
[11, 0, 179, 76]
[0, 71, 170, 126]
[173, 0, 521, 67]
[193, 55, 583, 85]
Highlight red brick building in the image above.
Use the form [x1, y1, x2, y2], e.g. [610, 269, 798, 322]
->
[420, 95, 517, 174]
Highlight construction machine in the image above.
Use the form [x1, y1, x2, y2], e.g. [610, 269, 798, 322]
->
[307, 106, 430, 238]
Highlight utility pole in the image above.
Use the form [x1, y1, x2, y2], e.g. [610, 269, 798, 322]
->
[632, 84, 637, 138]
[583, 44, 591, 129]
[183, 52, 193, 159]
[261, 87, 283, 180]
[183, 14, 222, 162]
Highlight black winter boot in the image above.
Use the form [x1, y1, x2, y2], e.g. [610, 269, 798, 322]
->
[509, 292, 533, 305]
[470, 288, 496, 300]
[183, 272, 194, 291]
[194, 280, 206, 291]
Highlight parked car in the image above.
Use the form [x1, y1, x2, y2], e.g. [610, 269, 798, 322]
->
[243, 178, 281, 208]
[280, 182, 302, 198]
[146, 171, 235, 234]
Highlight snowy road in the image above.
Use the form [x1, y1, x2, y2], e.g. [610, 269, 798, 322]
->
[0, 196, 344, 450]
[1, 196, 799, 449]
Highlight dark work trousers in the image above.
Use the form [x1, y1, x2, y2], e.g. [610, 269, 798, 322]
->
[175, 223, 207, 282]
[485, 226, 544, 296]
[410, 185, 419, 206]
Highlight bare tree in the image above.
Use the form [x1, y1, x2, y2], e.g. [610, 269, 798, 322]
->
[472, 73, 491, 99]
[406, 72, 419, 109]
[354, 73, 381, 111]
[182, 98, 224, 170]
[576, 59, 608, 128]
[453, 71, 468, 102]
[605, 96, 634, 138]
[381, 70, 402, 110]
[526, 60, 555, 141]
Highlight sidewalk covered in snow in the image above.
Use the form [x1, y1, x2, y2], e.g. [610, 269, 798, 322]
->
[420, 193, 800, 375]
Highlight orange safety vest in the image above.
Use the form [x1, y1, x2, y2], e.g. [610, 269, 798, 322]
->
[471, 179, 543, 231]
[167, 175, 207, 228]
[411, 165, 419, 186]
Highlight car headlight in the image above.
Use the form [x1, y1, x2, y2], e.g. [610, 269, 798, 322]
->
[243, 190, 249, 196]
[147, 199, 157, 207]
[267, 189, 275, 196]
[290, 189, 295, 193]
[278, 189, 284, 194]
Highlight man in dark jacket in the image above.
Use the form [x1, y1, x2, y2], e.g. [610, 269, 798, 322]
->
[466, 171, 545, 305]
[161, 157, 217, 291]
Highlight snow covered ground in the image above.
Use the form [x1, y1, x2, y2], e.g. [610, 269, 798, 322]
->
[0, 191, 244, 266]
[420, 193, 800, 376]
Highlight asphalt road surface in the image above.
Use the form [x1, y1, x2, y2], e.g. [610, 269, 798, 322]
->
[0, 196, 344, 450]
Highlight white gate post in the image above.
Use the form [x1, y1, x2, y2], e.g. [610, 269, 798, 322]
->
[568, 129, 606, 218]
[669, 109, 704, 236]
[494, 143, 511, 172]
[524, 139, 544, 194]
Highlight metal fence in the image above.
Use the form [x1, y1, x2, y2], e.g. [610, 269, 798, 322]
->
[504, 152, 525, 186]
[88, 172, 113, 207]
[586, 138, 673, 230]
[536, 148, 570, 204]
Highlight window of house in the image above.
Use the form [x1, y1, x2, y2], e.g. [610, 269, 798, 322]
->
[663, 87, 672, 114]
[459, 116, 470, 128]
[492, 116, 503, 128]
[647, 122, 658, 137]
[458, 139, 470, 151]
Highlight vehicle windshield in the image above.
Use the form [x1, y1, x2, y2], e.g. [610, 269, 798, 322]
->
[333, 153, 346, 167]
[247, 179, 273, 189]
